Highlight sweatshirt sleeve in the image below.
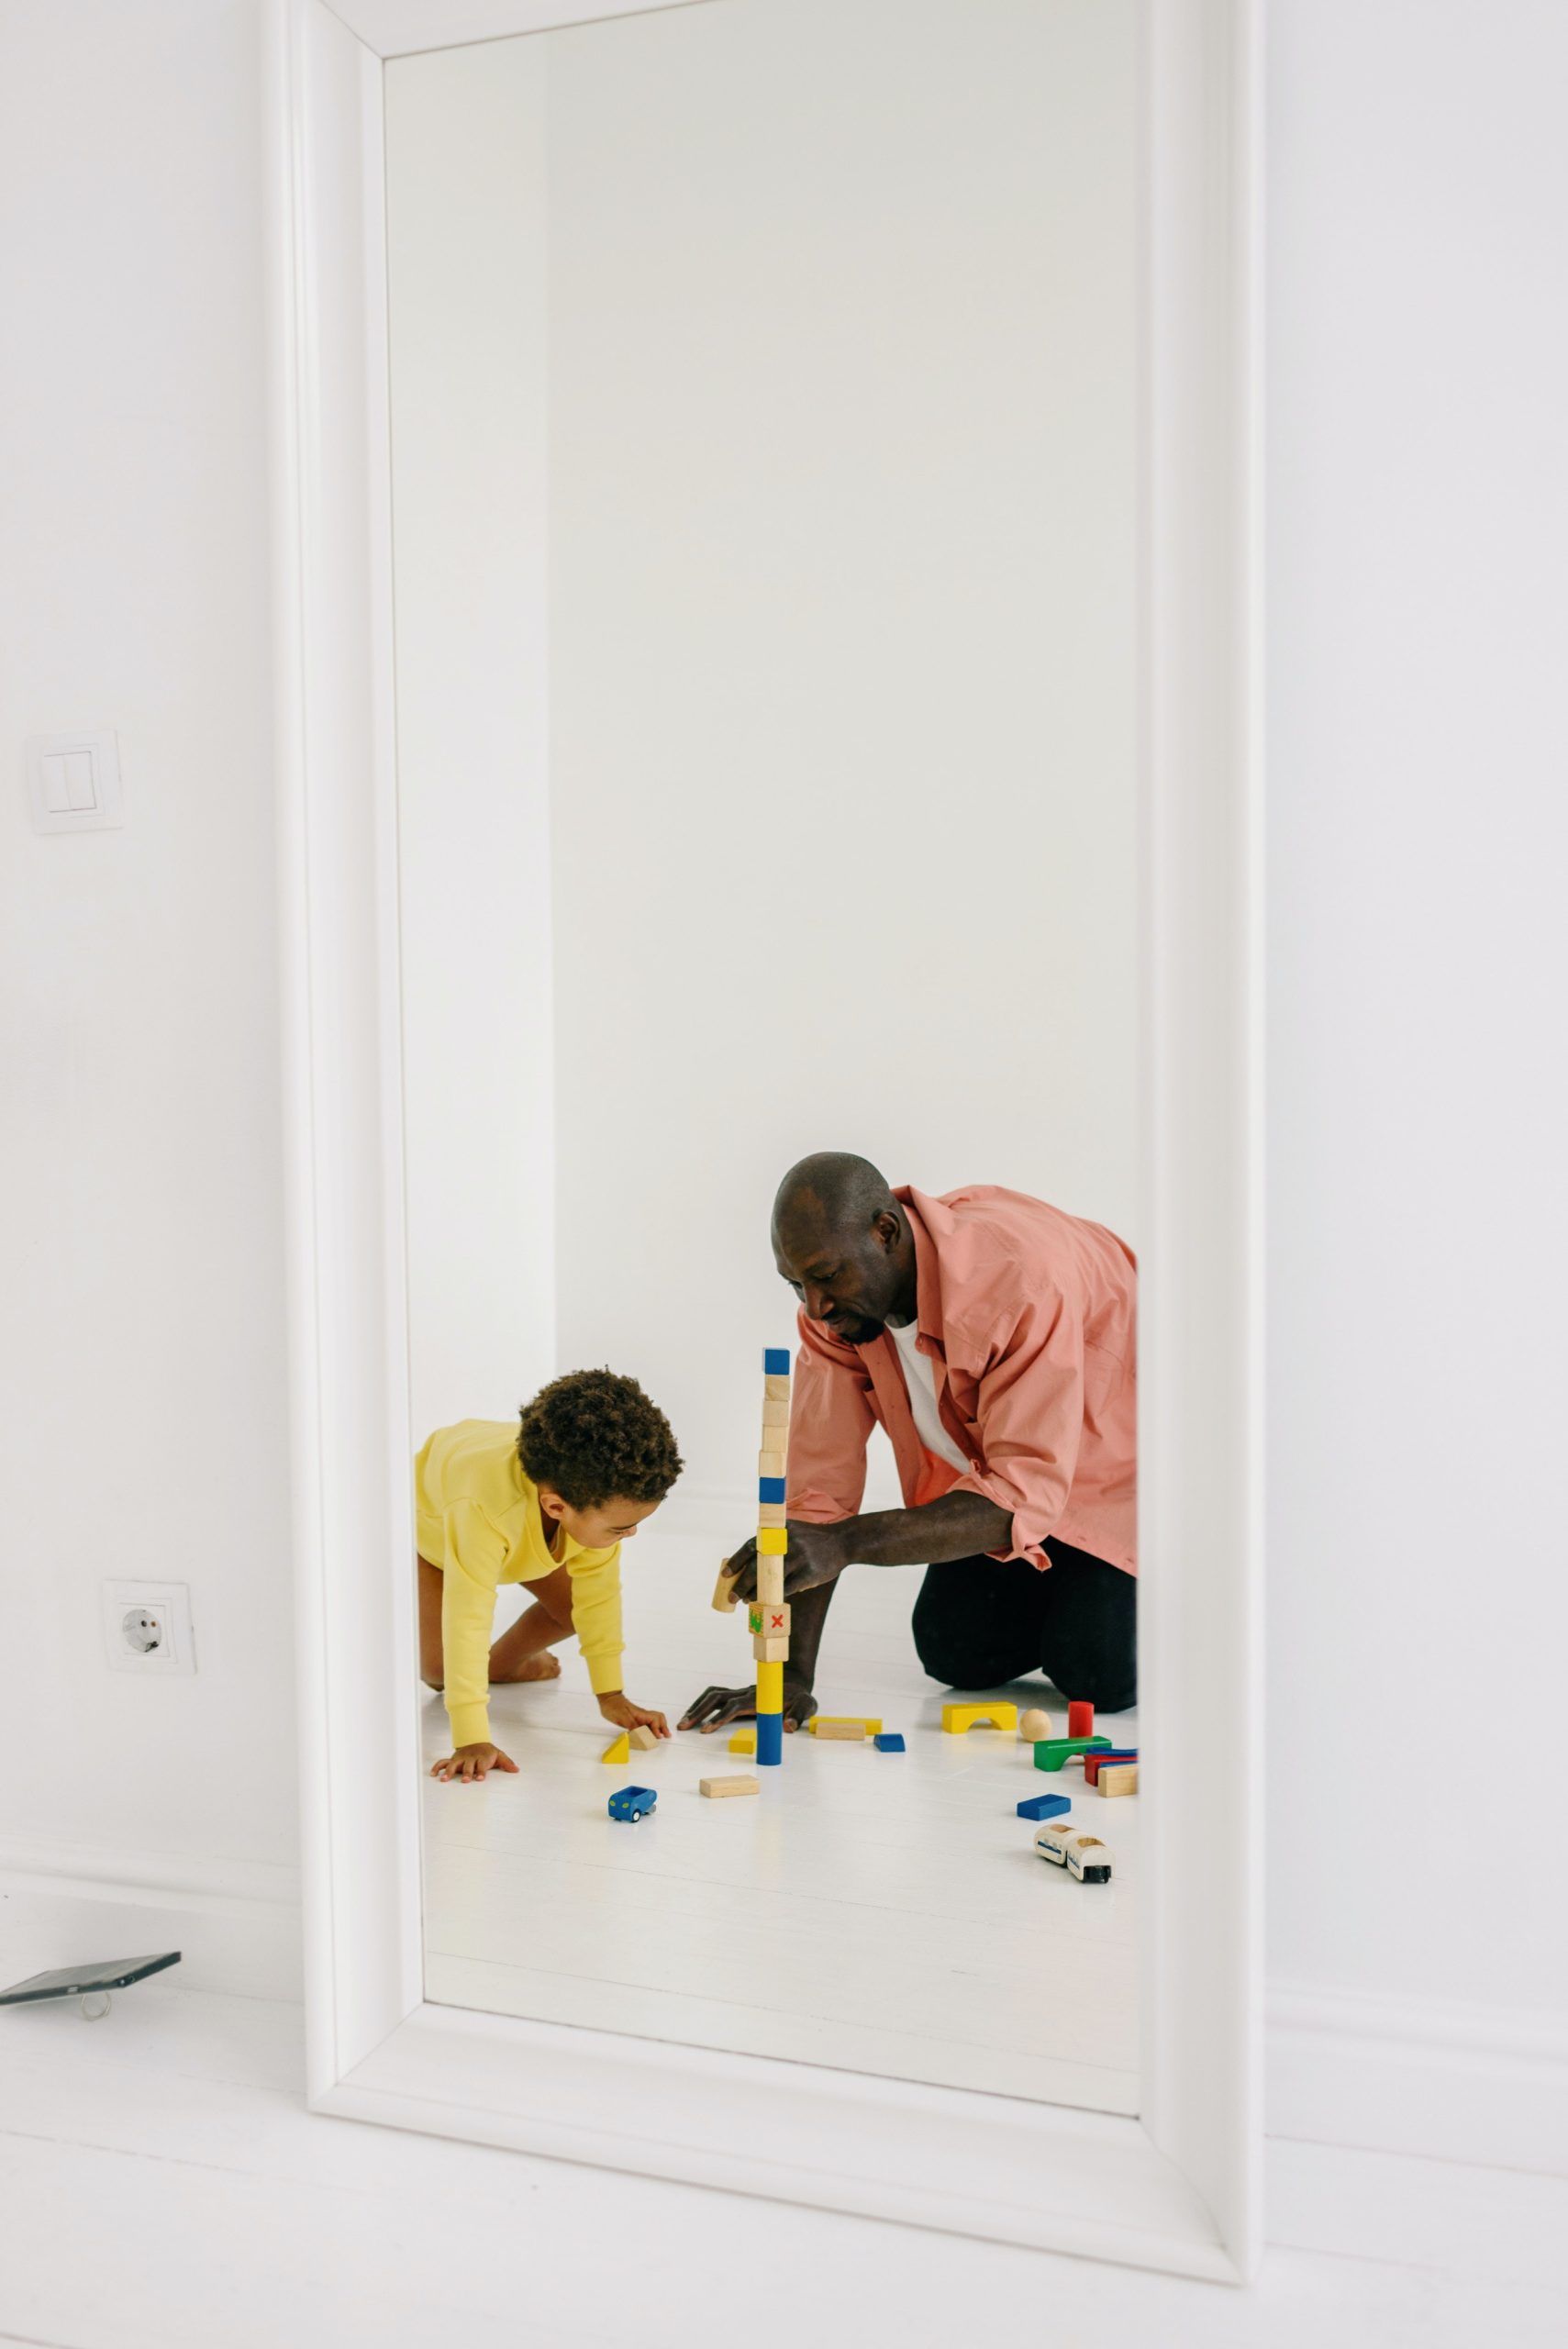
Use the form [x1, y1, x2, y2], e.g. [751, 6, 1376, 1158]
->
[943, 1294, 1085, 1567]
[439, 1500, 507, 1747]
[566, 1545, 624, 1695]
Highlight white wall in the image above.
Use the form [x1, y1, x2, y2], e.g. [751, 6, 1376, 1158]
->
[1266, 0, 1568, 2027]
[385, 40, 557, 1444]
[0, 0, 298, 1923]
[544, 0, 1139, 1496]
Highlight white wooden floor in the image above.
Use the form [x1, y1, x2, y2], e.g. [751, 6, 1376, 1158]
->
[2, 1961, 1565, 2349]
[421, 1527, 1140, 2112]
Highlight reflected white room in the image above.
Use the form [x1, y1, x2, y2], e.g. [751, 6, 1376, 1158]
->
[388, 0, 1141, 2114]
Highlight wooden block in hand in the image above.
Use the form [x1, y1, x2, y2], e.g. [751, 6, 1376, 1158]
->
[712, 1564, 740, 1612]
[628, 1723, 660, 1751]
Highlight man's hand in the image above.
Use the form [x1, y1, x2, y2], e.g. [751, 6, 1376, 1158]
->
[430, 1741, 518, 1783]
[677, 1670, 818, 1736]
[725, 1520, 849, 1604]
[598, 1690, 671, 1740]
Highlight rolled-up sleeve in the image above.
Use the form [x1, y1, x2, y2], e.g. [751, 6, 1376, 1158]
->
[784, 1310, 876, 1524]
[945, 1297, 1084, 1569]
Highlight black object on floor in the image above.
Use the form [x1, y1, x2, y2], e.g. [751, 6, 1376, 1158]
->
[0, 1951, 181, 2018]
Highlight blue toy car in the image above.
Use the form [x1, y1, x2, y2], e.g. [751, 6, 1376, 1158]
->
[607, 1785, 657, 1822]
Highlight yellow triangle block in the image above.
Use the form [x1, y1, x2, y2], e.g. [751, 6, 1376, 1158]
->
[600, 1733, 630, 1764]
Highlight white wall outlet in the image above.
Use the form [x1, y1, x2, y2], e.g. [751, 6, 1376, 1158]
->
[102, 1580, 196, 1675]
[26, 730, 124, 833]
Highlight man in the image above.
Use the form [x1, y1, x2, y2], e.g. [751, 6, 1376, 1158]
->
[678, 1152, 1137, 1736]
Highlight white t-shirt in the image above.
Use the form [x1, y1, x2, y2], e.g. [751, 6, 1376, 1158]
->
[887, 1316, 970, 1474]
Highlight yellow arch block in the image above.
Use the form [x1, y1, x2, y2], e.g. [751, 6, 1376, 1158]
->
[941, 1700, 1019, 1735]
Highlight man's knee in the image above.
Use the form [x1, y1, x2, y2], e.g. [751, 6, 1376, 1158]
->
[911, 1589, 1013, 1691]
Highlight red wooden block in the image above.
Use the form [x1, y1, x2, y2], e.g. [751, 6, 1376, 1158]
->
[1067, 1699, 1095, 1740]
[1084, 1747, 1138, 1786]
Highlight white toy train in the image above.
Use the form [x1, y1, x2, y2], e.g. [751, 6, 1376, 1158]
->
[1034, 1821, 1114, 1884]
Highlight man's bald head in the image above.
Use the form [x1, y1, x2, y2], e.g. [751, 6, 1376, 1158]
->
[771, 1153, 917, 1346]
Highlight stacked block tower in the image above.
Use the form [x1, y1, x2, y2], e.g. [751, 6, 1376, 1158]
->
[753, 1346, 792, 1766]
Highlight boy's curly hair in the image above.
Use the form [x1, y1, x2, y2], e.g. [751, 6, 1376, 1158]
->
[517, 1368, 683, 1511]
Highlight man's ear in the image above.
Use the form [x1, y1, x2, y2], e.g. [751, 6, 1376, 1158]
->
[873, 1208, 902, 1252]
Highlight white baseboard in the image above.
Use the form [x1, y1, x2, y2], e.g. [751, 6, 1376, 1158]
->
[0, 1837, 303, 2005]
[1268, 1982, 1568, 2177]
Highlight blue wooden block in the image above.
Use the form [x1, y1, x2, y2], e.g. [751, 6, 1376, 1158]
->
[756, 1714, 783, 1766]
[873, 1732, 906, 1753]
[758, 1476, 786, 1505]
[1017, 1792, 1072, 1822]
[763, 1348, 791, 1375]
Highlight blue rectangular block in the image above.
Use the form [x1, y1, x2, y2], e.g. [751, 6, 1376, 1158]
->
[756, 1713, 784, 1766]
[763, 1348, 791, 1375]
[758, 1476, 786, 1505]
[873, 1732, 906, 1753]
[1017, 1792, 1072, 1822]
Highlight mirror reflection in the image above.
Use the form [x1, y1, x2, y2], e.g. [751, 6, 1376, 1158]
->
[389, 0, 1141, 2112]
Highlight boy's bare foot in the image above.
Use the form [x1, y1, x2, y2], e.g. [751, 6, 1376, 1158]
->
[487, 1650, 562, 1686]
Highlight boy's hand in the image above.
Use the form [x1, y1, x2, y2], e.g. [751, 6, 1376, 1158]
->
[430, 1742, 518, 1783]
[597, 1691, 671, 1739]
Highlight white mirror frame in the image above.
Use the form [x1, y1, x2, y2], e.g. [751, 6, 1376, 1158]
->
[267, 0, 1262, 2282]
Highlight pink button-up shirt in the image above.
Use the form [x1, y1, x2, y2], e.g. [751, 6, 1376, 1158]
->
[786, 1186, 1138, 1575]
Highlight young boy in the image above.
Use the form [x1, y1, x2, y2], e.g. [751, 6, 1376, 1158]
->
[416, 1368, 682, 1783]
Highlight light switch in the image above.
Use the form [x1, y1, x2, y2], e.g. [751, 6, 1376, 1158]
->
[26, 731, 123, 833]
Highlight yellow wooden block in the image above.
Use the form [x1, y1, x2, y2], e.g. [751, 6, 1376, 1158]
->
[757, 1527, 788, 1554]
[756, 1502, 787, 1528]
[763, 1375, 791, 1402]
[1098, 1764, 1139, 1798]
[941, 1699, 1018, 1735]
[758, 1451, 787, 1479]
[628, 1723, 660, 1751]
[600, 1733, 630, 1764]
[755, 1659, 784, 1710]
[728, 1729, 756, 1754]
[712, 1564, 740, 1613]
[700, 1775, 760, 1798]
[806, 1716, 883, 1740]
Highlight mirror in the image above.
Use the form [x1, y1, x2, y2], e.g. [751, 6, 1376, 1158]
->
[387, 0, 1140, 2116]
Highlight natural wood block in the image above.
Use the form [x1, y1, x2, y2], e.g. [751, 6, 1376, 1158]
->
[756, 1502, 787, 1528]
[760, 1397, 790, 1430]
[1018, 1708, 1054, 1742]
[1097, 1764, 1139, 1798]
[755, 1556, 785, 1605]
[699, 1775, 759, 1798]
[758, 1451, 787, 1479]
[808, 1716, 882, 1740]
[628, 1724, 660, 1751]
[712, 1565, 740, 1613]
[763, 1375, 791, 1402]
[751, 1633, 789, 1663]
[748, 1601, 790, 1638]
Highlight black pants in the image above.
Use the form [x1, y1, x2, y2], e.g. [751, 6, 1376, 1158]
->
[911, 1538, 1137, 1714]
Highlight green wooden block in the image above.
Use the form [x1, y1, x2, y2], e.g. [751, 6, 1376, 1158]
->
[1033, 1734, 1114, 1773]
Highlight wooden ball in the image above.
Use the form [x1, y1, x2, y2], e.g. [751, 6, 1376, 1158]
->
[1019, 1707, 1054, 1742]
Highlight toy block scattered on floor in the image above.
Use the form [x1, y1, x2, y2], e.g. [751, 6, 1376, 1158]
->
[1083, 1746, 1138, 1787]
[1033, 1735, 1114, 1773]
[628, 1723, 660, 1751]
[712, 1565, 740, 1613]
[1018, 1708, 1054, 1742]
[873, 1732, 906, 1753]
[806, 1716, 883, 1740]
[1097, 1764, 1139, 1798]
[699, 1775, 760, 1798]
[600, 1733, 630, 1764]
[728, 1729, 756, 1753]
[1066, 1699, 1095, 1740]
[607, 1785, 656, 1821]
[1017, 1791, 1072, 1822]
[941, 1700, 1019, 1735]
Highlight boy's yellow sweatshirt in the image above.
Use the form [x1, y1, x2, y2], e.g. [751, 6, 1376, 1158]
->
[415, 1419, 624, 1748]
